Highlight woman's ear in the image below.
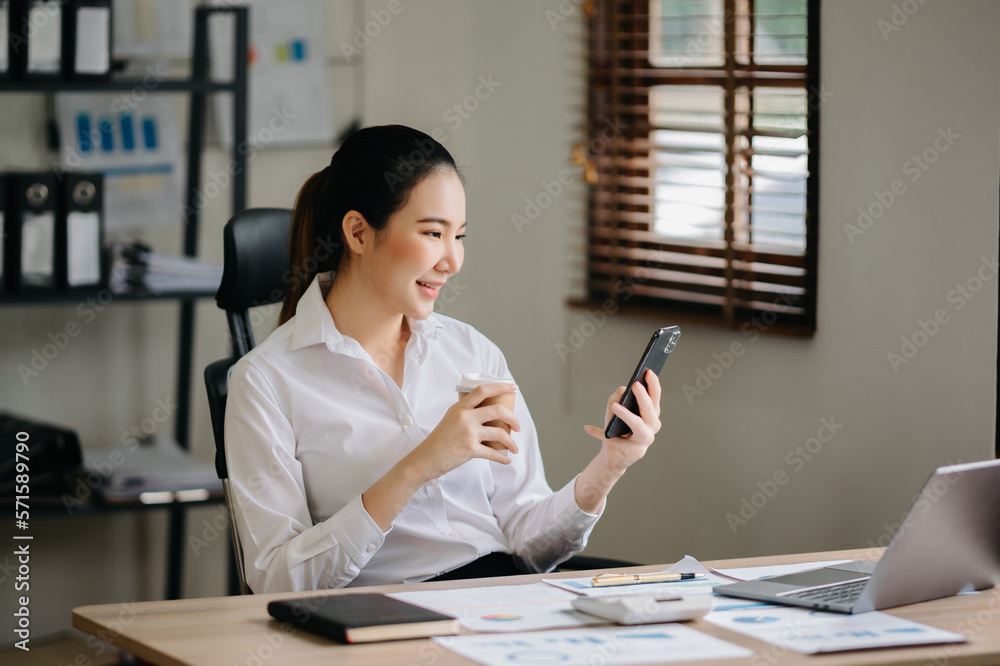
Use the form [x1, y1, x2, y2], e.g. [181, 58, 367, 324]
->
[341, 210, 371, 257]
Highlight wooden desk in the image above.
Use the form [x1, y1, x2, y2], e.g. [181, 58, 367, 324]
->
[73, 548, 1000, 666]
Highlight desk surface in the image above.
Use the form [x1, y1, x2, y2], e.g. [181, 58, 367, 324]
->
[73, 548, 1000, 666]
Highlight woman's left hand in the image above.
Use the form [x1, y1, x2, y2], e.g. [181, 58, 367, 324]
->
[583, 369, 662, 474]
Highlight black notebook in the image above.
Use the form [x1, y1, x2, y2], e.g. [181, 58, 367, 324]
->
[267, 593, 460, 644]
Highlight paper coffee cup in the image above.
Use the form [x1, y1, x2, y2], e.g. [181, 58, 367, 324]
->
[456, 372, 516, 451]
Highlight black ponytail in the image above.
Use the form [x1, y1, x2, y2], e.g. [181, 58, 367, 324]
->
[279, 125, 460, 325]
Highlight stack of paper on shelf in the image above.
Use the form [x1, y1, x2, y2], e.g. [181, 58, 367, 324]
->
[83, 434, 223, 504]
[108, 241, 223, 295]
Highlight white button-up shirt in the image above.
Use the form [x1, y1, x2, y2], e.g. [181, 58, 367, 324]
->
[225, 272, 602, 593]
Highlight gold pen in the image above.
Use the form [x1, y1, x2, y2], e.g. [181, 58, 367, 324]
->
[591, 572, 705, 587]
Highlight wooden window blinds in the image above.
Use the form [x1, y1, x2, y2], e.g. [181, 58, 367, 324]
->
[580, 0, 821, 334]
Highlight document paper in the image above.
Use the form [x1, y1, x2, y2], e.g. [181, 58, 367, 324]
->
[705, 606, 965, 653]
[0, 2, 8, 73]
[75, 7, 111, 75]
[389, 582, 605, 633]
[543, 556, 859, 612]
[434, 625, 752, 666]
[543, 555, 729, 598]
[27, 0, 61, 73]
[55, 92, 184, 230]
[209, 0, 334, 147]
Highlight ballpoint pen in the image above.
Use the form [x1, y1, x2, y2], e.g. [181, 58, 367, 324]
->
[591, 572, 706, 587]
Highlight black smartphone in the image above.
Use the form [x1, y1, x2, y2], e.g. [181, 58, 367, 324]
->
[604, 326, 681, 439]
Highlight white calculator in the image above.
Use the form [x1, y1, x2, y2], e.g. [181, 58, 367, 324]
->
[572, 591, 713, 625]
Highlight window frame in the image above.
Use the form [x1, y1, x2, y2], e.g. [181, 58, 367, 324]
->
[576, 0, 821, 336]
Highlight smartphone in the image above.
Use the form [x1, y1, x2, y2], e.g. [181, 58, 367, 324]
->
[604, 326, 681, 439]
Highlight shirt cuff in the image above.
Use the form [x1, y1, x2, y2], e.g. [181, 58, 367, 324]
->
[555, 474, 603, 531]
[321, 494, 388, 566]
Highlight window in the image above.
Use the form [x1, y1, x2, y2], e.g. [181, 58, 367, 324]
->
[580, 0, 820, 333]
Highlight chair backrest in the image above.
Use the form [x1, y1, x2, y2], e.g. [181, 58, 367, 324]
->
[204, 356, 240, 481]
[205, 207, 292, 595]
[208, 207, 293, 478]
[216, 207, 293, 357]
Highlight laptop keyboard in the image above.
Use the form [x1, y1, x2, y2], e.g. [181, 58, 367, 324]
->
[787, 580, 868, 606]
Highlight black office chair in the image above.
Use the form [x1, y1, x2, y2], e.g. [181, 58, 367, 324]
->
[206, 207, 292, 595]
[205, 208, 637, 595]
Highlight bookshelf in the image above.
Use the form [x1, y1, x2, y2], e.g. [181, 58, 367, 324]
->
[0, 6, 249, 600]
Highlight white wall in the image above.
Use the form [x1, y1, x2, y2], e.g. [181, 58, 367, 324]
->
[1, 0, 996, 645]
[366, 0, 998, 568]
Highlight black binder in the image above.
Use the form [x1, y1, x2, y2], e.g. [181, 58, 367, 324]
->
[0, 413, 84, 498]
[62, 0, 111, 81]
[6, 172, 58, 294]
[9, 0, 63, 81]
[0, 173, 6, 291]
[7, 0, 26, 79]
[267, 594, 459, 644]
[0, 0, 11, 80]
[57, 172, 105, 291]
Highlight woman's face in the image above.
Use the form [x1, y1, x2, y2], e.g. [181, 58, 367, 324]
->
[363, 169, 466, 320]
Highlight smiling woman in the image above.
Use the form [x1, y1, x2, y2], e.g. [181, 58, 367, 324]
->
[324, 171, 468, 388]
[224, 125, 665, 594]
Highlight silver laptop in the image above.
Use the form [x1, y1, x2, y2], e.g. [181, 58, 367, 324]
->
[713, 459, 1000, 613]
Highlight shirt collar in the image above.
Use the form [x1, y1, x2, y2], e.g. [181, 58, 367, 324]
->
[289, 271, 444, 355]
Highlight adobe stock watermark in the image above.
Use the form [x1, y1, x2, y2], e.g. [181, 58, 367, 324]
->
[520, 512, 589, 570]
[189, 506, 232, 558]
[0, 556, 17, 587]
[348, 281, 469, 392]
[431, 278, 469, 315]
[843, 126, 959, 244]
[555, 272, 651, 363]
[441, 75, 501, 135]
[182, 106, 297, 216]
[188, 447, 313, 560]
[383, 74, 502, 191]
[221, 232, 341, 353]
[232, 447, 299, 514]
[16, 289, 116, 386]
[384, 135, 454, 192]
[680, 291, 800, 405]
[861, 458, 962, 560]
[877, 0, 932, 41]
[654, 9, 730, 68]
[545, 0, 586, 31]
[748, 83, 834, 172]
[8, 0, 61, 57]
[80, 601, 143, 663]
[887, 254, 996, 373]
[925, 586, 1000, 666]
[242, 621, 296, 666]
[346, 338, 408, 394]
[511, 115, 627, 235]
[748, 616, 811, 666]
[461, 624, 690, 666]
[510, 169, 575, 235]
[726, 416, 844, 535]
[339, 0, 415, 63]
[681, 341, 747, 406]
[61, 397, 178, 514]
[51, 65, 171, 178]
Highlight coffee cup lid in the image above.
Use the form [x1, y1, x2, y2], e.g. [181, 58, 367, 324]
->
[456, 372, 515, 393]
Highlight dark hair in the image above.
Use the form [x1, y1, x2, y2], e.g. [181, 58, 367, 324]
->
[279, 125, 460, 325]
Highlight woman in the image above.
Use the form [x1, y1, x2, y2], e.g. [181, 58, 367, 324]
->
[225, 125, 662, 593]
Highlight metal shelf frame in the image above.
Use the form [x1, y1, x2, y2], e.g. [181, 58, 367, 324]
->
[0, 5, 249, 601]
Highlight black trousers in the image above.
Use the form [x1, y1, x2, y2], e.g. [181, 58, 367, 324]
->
[427, 552, 521, 582]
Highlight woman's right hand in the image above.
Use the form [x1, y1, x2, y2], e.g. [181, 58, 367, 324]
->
[363, 382, 520, 531]
[410, 382, 520, 481]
